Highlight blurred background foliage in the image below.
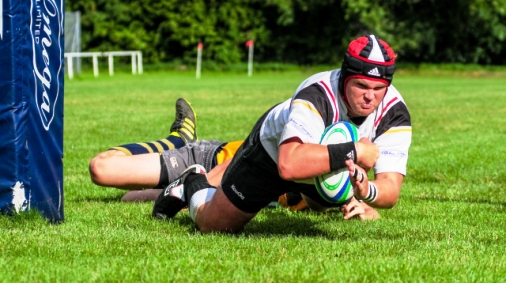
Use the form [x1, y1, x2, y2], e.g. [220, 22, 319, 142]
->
[66, 0, 506, 66]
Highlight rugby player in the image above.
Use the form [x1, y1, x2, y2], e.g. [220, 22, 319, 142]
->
[152, 35, 412, 232]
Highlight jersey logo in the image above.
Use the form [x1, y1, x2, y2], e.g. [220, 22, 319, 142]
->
[231, 184, 245, 200]
[346, 150, 355, 161]
[367, 67, 381, 77]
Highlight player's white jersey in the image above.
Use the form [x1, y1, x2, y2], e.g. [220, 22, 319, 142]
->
[259, 69, 412, 175]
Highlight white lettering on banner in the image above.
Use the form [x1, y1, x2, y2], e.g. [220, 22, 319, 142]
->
[12, 182, 28, 213]
[30, 0, 63, 131]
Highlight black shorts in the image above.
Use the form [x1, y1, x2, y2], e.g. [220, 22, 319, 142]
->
[221, 108, 340, 213]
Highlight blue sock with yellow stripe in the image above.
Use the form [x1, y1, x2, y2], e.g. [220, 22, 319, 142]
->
[110, 134, 185, 155]
[111, 98, 198, 155]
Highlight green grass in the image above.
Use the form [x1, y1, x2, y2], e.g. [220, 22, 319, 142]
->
[1, 69, 506, 282]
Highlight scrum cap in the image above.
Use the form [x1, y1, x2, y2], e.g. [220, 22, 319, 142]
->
[338, 35, 396, 95]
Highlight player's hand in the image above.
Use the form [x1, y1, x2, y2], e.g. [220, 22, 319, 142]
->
[341, 197, 366, 220]
[341, 197, 380, 221]
[354, 137, 378, 170]
[345, 160, 369, 200]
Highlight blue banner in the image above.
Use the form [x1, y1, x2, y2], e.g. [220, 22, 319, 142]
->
[0, 0, 64, 222]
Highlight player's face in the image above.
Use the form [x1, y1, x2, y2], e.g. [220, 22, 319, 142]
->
[344, 78, 388, 117]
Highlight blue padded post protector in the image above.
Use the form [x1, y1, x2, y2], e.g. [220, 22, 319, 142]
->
[0, 0, 64, 222]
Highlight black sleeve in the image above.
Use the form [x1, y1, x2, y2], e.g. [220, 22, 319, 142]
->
[292, 84, 336, 128]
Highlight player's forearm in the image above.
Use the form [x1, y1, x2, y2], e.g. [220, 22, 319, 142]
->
[278, 142, 330, 180]
[365, 177, 401, 208]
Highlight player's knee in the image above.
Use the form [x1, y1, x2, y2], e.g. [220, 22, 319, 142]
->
[89, 150, 124, 186]
[89, 156, 109, 186]
[195, 211, 250, 234]
[194, 211, 243, 234]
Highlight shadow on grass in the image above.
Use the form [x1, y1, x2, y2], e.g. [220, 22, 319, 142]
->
[71, 195, 124, 203]
[169, 208, 351, 239]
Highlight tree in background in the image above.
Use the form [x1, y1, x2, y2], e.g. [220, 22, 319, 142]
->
[67, 0, 270, 65]
[66, 0, 506, 66]
[386, 0, 506, 64]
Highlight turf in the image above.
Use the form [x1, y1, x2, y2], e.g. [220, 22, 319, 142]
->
[0, 69, 505, 282]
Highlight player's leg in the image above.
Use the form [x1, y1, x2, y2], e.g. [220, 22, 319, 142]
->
[192, 138, 295, 232]
[154, 109, 289, 232]
[156, 132, 295, 233]
[90, 152, 161, 189]
[297, 185, 342, 212]
[123, 139, 243, 202]
[278, 191, 308, 211]
[121, 188, 162, 202]
[152, 162, 260, 233]
[109, 97, 198, 155]
[121, 140, 228, 201]
[89, 98, 197, 189]
[193, 186, 256, 233]
[300, 193, 329, 212]
[152, 164, 208, 219]
[207, 158, 231, 187]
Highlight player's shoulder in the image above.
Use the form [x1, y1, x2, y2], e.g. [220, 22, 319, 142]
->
[377, 84, 411, 119]
[294, 69, 340, 93]
[385, 84, 408, 107]
[371, 84, 412, 137]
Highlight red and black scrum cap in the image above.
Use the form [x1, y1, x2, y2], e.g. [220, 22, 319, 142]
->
[338, 35, 396, 95]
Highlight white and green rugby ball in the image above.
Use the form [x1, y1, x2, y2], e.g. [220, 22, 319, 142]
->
[314, 121, 359, 204]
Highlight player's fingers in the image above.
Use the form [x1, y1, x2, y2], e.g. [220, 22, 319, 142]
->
[345, 159, 355, 168]
[346, 161, 355, 175]
[341, 203, 350, 214]
[352, 167, 366, 183]
[344, 206, 364, 220]
[341, 199, 357, 215]
[342, 201, 356, 217]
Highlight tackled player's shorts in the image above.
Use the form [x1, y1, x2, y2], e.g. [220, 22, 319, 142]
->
[161, 140, 225, 184]
[220, 108, 341, 213]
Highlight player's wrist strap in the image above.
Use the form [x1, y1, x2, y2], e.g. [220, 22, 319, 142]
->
[362, 181, 378, 203]
[328, 142, 357, 171]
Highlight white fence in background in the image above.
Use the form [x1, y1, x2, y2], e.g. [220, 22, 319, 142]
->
[64, 51, 143, 79]
[65, 12, 82, 73]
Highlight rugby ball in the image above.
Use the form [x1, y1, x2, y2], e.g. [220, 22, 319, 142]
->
[314, 121, 359, 204]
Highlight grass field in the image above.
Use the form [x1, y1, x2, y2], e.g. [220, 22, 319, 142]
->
[1, 69, 505, 282]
